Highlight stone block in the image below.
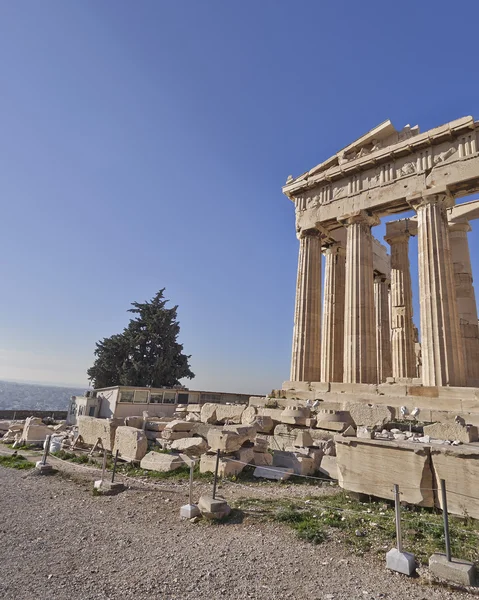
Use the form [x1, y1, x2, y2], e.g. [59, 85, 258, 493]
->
[198, 495, 231, 520]
[145, 421, 167, 432]
[294, 430, 314, 448]
[115, 426, 148, 462]
[423, 421, 478, 443]
[252, 416, 274, 433]
[170, 436, 207, 456]
[430, 446, 479, 519]
[164, 420, 194, 432]
[378, 384, 408, 397]
[222, 424, 257, 441]
[200, 403, 218, 424]
[253, 437, 269, 453]
[281, 381, 310, 392]
[234, 445, 254, 465]
[335, 438, 434, 506]
[199, 453, 244, 477]
[386, 549, 416, 576]
[0, 421, 11, 432]
[280, 405, 311, 426]
[357, 426, 373, 439]
[22, 417, 53, 445]
[316, 421, 348, 432]
[309, 382, 331, 393]
[253, 466, 293, 481]
[78, 416, 120, 451]
[308, 448, 324, 471]
[124, 416, 144, 429]
[161, 430, 193, 441]
[317, 455, 338, 479]
[207, 430, 248, 453]
[241, 406, 257, 424]
[257, 408, 285, 423]
[273, 450, 315, 476]
[348, 403, 394, 427]
[188, 423, 218, 440]
[329, 383, 378, 395]
[180, 504, 200, 519]
[215, 404, 245, 424]
[140, 451, 184, 472]
[429, 554, 476, 586]
[253, 451, 273, 466]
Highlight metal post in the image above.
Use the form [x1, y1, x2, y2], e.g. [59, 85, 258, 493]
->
[101, 449, 107, 484]
[111, 449, 119, 483]
[189, 461, 195, 506]
[212, 449, 220, 499]
[42, 435, 52, 466]
[393, 484, 402, 552]
[440, 479, 452, 562]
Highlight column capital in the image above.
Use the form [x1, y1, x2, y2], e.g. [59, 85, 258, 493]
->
[384, 218, 417, 245]
[298, 227, 323, 240]
[407, 187, 455, 211]
[337, 210, 380, 228]
[322, 241, 345, 257]
[374, 273, 390, 285]
[449, 217, 472, 233]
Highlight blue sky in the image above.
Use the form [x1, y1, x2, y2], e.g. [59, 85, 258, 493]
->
[0, 1, 478, 393]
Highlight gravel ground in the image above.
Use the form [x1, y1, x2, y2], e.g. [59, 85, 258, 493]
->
[0, 461, 473, 600]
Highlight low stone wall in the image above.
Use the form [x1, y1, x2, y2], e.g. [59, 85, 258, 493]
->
[0, 410, 68, 420]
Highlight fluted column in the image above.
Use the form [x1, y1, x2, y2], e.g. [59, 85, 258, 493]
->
[374, 274, 392, 383]
[290, 229, 322, 381]
[340, 211, 379, 383]
[384, 226, 416, 379]
[321, 242, 346, 382]
[449, 219, 479, 386]
[414, 193, 466, 387]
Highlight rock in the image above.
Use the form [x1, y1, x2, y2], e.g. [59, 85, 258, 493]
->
[423, 421, 478, 444]
[234, 445, 254, 465]
[199, 453, 244, 477]
[198, 495, 231, 520]
[185, 413, 201, 423]
[294, 430, 314, 448]
[144, 421, 167, 432]
[416, 435, 430, 444]
[253, 466, 293, 481]
[124, 416, 144, 429]
[115, 426, 148, 461]
[161, 430, 193, 441]
[222, 424, 257, 441]
[207, 430, 249, 453]
[215, 404, 245, 424]
[200, 404, 217, 424]
[253, 451, 273, 466]
[348, 404, 393, 428]
[140, 452, 184, 472]
[253, 438, 269, 453]
[307, 448, 324, 471]
[341, 426, 356, 437]
[280, 405, 310, 426]
[357, 426, 373, 439]
[241, 406, 257, 424]
[273, 450, 315, 476]
[170, 436, 207, 456]
[77, 417, 121, 451]
[430, 445, 479, 519]
[393, 433, 407, 441]
[164, 420, 194, 432]
[0, 421, 11, 432]
[252, 416, 274, 433]
[317, 455, 338, 479]
[21, 417, 53, 445]
[335, 437, 434, 506]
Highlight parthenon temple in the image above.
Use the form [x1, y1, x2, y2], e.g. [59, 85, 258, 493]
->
[281, 116, 479, 400]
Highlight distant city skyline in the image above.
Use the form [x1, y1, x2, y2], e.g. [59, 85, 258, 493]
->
[1, 1, 478, 394]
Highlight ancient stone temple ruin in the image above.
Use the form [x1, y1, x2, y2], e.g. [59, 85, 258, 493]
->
[282, 116, 479, 397]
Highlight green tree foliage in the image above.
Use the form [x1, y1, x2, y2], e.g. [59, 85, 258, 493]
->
[87, 289, 195, 389]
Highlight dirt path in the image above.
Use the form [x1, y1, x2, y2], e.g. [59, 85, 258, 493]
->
[0, 464, 471, 600]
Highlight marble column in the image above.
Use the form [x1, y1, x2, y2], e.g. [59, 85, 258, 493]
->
[341, 211, 379, 384]
[290, 229, 322, 381]
[414, 193, 466, 387]
[374, 274, 392, 383]
[449, 219, 479, 386]
[384, 226, 416, 379]
[321, 242, 346, 382]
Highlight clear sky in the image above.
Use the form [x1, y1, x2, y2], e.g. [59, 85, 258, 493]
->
[0, 1, 478, 393]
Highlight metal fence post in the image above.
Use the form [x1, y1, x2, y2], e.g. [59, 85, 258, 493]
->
[440, 479, 452, 562]
[42, 435, 52, 466]
[212, 449, 220, 499]
[394, 483, 402, 552]
[101, 449, 107, 484]
[111, 449, 119, 483]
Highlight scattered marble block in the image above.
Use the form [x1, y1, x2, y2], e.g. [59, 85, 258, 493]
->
[93, 480, 125, 495]
[386, 548, 416, 576]
[253, 466, 293, 481]
[180, 504, 201, 519]
[429, 553, 476, 586]
[198, 495, 231, 520]
[35, 461, 53, 474]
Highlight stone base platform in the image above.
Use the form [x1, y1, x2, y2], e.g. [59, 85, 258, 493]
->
[258, 381, 479, 425]
[429, 553, 476, 586]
